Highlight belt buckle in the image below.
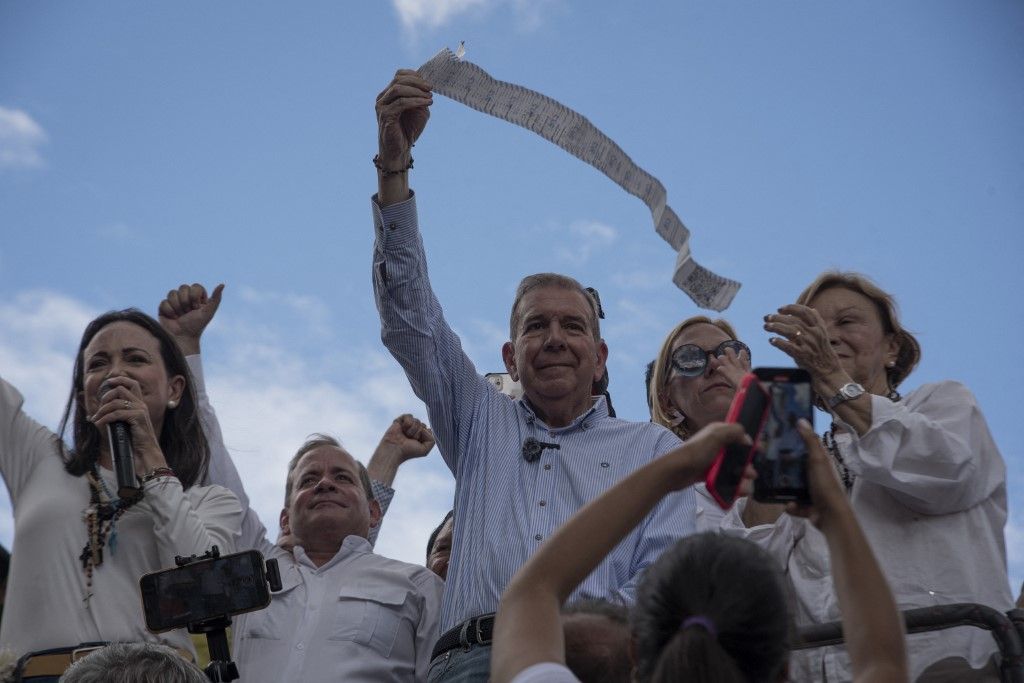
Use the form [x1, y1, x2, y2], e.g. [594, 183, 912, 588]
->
[72, 645, 105, 662]
[458, 619, 472, 651]
[458, 616, 487, 652]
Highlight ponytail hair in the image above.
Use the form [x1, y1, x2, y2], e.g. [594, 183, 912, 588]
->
[632, 533, 791, 683]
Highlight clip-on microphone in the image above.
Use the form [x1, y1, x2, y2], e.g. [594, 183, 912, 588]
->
[521, 437, 560, 463]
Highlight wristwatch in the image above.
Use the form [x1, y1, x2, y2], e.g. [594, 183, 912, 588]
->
[827, 382, 865, 409]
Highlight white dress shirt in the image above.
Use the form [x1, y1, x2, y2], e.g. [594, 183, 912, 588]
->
[232, 536, 443, 683]
[188, 356, 443, 682]
[719, 381, 1012, 681]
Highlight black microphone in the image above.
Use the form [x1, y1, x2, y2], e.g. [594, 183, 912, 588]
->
[100, 383, 142, 501]
[521, 437, 561, 463]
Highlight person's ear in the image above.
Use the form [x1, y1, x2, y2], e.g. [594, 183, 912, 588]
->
[502, 341, 519, 381]
[168, 374, 186, 406]
[593, 340, 609, 382]
[368, 499, 382, 529]
[279, 508, 290, 534]
[884, 333, 900, 369]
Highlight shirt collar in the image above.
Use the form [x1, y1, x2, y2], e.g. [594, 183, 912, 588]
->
[518, 394, 608, 431]
[292, 534, 373, 571]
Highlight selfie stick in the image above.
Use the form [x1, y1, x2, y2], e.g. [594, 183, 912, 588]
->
[177, 546, 239, 682]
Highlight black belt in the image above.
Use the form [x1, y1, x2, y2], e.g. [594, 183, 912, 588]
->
[431, 613, 496, 660]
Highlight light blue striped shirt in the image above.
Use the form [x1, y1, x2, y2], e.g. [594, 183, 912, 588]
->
[372, 193, 696, 632]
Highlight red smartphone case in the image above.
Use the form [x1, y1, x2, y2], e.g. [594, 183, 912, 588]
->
[704, 373, 770, 509]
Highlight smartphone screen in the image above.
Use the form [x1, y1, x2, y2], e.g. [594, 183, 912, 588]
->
[753, 368, 813, 504]
[706, 374, 770, 509]
[140, 549, 272, 633]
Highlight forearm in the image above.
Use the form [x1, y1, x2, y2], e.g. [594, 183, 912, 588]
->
[372, 197, 482, 469]
[174, 335, 201, 356]
[143, 479, 243, 565]
[377, 171, 410, 207]
[820, 508, 907, 680]
[366, 446, 403, 487]
[812, 369, 873, 435]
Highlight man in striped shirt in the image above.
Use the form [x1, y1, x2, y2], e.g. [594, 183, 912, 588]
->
[372, 70, 696, 683]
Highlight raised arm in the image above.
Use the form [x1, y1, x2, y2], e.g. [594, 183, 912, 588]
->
[158, 283, 273, 554]
[491, 423, 751, 683]
[365, 413, 435, 544]
[371, 71, 492, 476]
[786, 421, 908, 683]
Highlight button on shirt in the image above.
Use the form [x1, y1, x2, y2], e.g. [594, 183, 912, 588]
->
[372, 193, 695, 632]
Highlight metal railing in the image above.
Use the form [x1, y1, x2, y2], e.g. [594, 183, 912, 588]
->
[793, 603, 1023, 683]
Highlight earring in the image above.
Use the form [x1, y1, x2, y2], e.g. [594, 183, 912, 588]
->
[666, 408, 686, 428]
[886, 361, 896, 368]
[167, 400, 178, 409]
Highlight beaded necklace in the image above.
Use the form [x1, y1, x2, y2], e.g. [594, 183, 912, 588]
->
[79, 464, 138, 602]
[823, 428, 854, 492]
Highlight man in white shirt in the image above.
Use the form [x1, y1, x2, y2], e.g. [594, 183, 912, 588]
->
[158, 283, 444, 683]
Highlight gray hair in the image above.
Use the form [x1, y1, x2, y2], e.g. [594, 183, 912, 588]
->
[509, 273, 602, 341]
[59, 643, 207, 683]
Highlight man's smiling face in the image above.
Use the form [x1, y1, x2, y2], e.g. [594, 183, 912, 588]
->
[503, 285, 607, 416]
[282, 445, 378, 547]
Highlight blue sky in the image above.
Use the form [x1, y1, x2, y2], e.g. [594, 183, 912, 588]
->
[1, 1, 1022, 594]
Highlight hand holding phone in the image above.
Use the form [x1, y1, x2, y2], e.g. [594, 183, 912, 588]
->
[705, 373, 770, 509]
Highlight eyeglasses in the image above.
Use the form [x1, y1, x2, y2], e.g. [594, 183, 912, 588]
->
[669, 340, 750, 378]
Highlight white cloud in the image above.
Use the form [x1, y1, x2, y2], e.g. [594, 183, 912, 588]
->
[236, 286, 333, 339]
[0, 288, 455, 568]
[392, 0, 489, 32]
[556, 219, 618, 266]
[0, 106, 47, 169]
[391, 0, 557, 36]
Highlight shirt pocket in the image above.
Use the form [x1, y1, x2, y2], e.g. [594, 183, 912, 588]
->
[241, 572, 302, 641]
[329, 583, 411, 658]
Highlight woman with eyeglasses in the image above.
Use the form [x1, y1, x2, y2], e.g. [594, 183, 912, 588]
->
[648, 316, 752, 529]
[754, 271, 1011, 681]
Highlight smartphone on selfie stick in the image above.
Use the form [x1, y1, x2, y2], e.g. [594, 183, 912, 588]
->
[705, 373, 770, 509]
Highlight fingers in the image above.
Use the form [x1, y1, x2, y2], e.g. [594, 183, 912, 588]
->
[395, 414, 435, 445]
[88, 379, 146, 426]
[207, 283, 225, 316]
[776, 304, 819, 326]
[161, 283, 208, 318]
[737, 463, 758, 497]
[376, 72, 432, 103]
